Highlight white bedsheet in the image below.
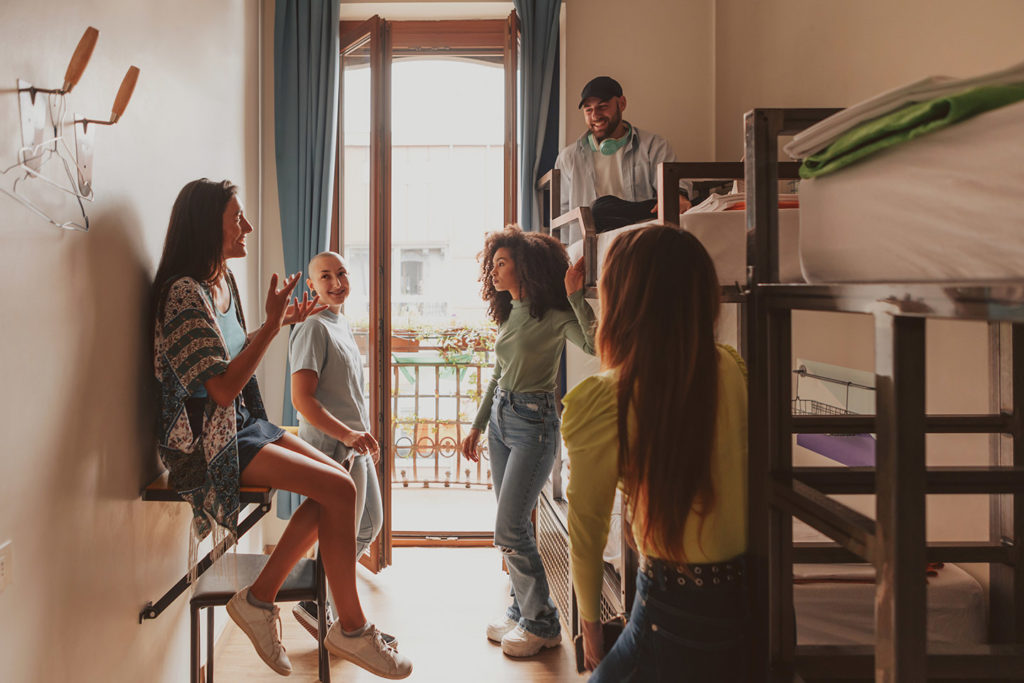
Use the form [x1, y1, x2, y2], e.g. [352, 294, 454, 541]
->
[799, 98, 1024, 282]
[565, 209, 802, 285]
[792, 520, 985, 645]
[795, 562, 986, 646]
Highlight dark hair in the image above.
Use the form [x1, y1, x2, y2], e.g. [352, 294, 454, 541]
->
[152, 178, 238, 320]
[478, 225, 572, 324]
[597, 225, 721, 561]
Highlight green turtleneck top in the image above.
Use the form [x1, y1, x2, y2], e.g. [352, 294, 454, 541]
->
[472, 290, 596, 431]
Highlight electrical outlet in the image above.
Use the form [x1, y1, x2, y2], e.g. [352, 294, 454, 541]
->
[0, 541, 11, 594]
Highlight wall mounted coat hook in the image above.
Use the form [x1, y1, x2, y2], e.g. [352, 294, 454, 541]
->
[74, 66, 139, 194]
[19, 27, 99, 101]
[76, 66, 140, 131]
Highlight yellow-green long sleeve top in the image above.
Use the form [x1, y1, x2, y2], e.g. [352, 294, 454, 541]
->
[472, 290, 596, 431]
[562, 344, 748, 622]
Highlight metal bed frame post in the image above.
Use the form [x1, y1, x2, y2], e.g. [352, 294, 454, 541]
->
[990, 322, 1024, 644]
[874, 313, 928, 681]
[745, 107, 841, 682]
[767, 303, 795, 673]
[745, 107, 785, 681]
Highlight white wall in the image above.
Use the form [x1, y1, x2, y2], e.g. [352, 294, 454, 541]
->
[0, 2, 261, 681]
[563, 0, 715, 161]
[713, 0, 1024, 159]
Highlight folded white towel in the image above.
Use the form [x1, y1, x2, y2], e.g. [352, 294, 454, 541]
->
[688, 192, 799, 214]
[785, 60, 1024, 160]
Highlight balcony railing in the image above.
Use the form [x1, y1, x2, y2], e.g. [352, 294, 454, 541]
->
[390, 340, 493, 489]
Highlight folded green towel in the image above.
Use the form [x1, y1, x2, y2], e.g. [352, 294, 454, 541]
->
[800, 83, 1024, 179]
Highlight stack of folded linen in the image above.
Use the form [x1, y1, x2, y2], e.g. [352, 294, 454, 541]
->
[785, 59, 1024, 161]
[797, 84, 1024, 179]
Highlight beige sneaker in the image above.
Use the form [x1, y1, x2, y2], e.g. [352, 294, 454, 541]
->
[325, 622, 412, 680]
[486, 615, 518, 643]
[501, 625, 561, 657]
[226, 587, 292, 676]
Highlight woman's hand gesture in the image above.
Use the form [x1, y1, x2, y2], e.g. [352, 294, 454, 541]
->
[342, 429, 380, 464]
[565, 257, 585, 295]
[283, 290, 328, 326]
[581, 619, 605, 671]
[264, 272, 302, 329]
[461, 428, 482, 462]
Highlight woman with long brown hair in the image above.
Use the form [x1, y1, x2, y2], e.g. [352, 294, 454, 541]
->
[153, 179, 411, 679]
[460, 225, 596, 657]
[562, 224, 749, 681]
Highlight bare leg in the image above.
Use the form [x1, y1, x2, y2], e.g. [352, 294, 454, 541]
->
[250, 497, 320, 599]
[241, 432, 366, 630]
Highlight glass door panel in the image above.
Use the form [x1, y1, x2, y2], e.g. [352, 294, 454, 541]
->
[338, 18, 392, 569]
[388, 57, 504, 537]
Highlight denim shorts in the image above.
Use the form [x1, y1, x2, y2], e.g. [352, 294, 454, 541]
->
[234, 401, 284, 472]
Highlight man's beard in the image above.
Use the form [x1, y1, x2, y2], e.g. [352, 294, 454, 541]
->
[591, 109, 623, 142]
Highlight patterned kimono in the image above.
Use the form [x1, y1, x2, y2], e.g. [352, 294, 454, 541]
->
[154, 272, 269, 542]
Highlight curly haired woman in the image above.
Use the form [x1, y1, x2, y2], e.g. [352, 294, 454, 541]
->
[460, 225, 596, 657]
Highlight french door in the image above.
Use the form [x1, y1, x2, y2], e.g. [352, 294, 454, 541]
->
[335, 14, 518, 571]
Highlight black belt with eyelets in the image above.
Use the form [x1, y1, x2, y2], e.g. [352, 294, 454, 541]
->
[639, 555, 745, 589]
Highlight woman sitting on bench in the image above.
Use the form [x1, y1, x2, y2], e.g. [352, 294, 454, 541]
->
[152, 178, 412, 680]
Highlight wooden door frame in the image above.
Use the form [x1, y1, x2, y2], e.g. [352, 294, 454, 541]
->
[333, 12, 521, 555]
[504, 11, 519, 226]
[335, 16, 393, 571]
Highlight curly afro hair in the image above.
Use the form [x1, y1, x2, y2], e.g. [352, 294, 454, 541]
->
[477, 224, 572, 325]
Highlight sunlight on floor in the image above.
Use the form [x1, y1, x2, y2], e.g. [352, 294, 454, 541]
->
[216, 547, 579, 682]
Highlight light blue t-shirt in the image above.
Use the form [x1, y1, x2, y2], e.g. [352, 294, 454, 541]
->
[288, 309, 368, 459]
[193, 290, 246, 398]
[217, 296, 246, 360]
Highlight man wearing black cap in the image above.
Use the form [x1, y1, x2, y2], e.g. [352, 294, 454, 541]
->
[554, 76, 691, 232]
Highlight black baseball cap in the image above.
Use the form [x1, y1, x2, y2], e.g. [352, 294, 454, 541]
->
[578, 76, 623, 108]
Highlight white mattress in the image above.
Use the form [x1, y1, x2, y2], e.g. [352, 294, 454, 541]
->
[799, 99, 1024, 282]
[792, 520, 986, 645]
[566, 209, 802, 285]
[795, 562, 986, 646]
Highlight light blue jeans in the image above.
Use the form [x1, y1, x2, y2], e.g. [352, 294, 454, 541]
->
[342, 449, 383, 557]
[488, 388, 561, 639]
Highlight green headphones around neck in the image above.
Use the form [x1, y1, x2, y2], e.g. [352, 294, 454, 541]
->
[588, 123, 631, 156]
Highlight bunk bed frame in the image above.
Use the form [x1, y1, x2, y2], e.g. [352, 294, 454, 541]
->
[535, 108, 1024, 681]
[744, 108, 1024, 682]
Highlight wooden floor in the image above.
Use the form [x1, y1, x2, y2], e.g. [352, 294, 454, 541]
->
[214, 547, 580, 682]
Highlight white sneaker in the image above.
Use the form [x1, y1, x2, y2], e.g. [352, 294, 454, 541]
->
[500, 625, 562, 657]
[226, 587, 292, 676]
[325, 622, 413, 680]
[486, 615, 518, 643]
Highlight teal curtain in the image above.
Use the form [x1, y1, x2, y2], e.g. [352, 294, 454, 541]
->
[514, 0, 562, 230]
[274, 0, 340, 518]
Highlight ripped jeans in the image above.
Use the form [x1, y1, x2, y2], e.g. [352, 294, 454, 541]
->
[488, 388, 561, 638]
